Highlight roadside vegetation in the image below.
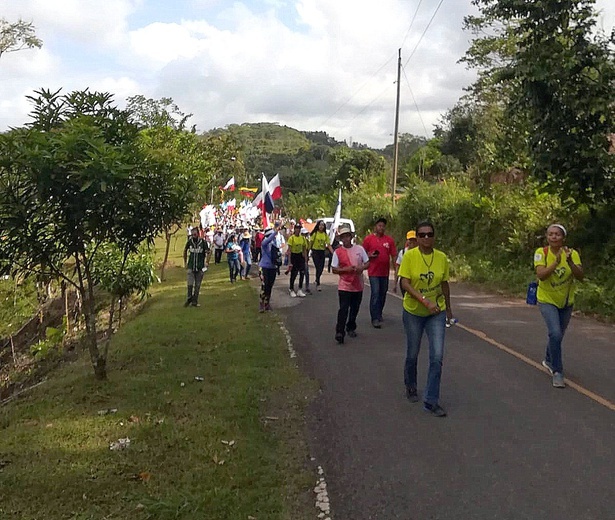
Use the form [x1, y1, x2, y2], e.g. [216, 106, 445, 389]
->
[0, 246, 315, 520]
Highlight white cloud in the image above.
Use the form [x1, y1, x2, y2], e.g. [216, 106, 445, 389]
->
[1, 0, 614, 147]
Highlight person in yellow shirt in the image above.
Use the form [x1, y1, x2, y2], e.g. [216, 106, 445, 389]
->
[398, 221, 454, 417]
[534, 223, 583, 388]
[286, 223, 309, 298]
[310, 220, 334, 291]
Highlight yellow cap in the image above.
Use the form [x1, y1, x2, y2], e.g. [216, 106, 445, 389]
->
[406, 230, 417, 240]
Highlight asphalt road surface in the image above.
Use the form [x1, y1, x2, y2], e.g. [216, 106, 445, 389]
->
[274, 271, 615, 520]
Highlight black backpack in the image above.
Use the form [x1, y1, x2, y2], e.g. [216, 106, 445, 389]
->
[270, 242, 283, 267]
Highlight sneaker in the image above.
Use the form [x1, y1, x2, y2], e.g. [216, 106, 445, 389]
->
[406, 387, 419, 403]
[552, 373, 566, 388]
[305, 288, 312, 295]
[297, 289, 307, 298]
[191, 302, 201, 307]
[372, 320, 382, 329]
[542, 360, 554, 376]
[347, 330, 357, 338]
[184, 298, 192, 308]
[259, 303, 265, 313]
[289, 289, 297, 298]
[317, 284, 322, 292]
[335, 333, 344, 344]
[265, 304, 272, 311]
[423, 403, 447, 417]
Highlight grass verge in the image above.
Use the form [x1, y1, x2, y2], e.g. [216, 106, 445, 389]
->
[0, 247, 317, 519]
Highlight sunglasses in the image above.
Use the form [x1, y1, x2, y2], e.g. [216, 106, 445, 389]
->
[417, 232, 435, 238]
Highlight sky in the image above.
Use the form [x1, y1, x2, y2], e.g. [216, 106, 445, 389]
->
[1, 0, 614, 148]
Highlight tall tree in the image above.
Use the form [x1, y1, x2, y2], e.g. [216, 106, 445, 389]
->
[466, 0, 615, 206]
[0, 89, 180, 379]
[0, 18, 42, 58]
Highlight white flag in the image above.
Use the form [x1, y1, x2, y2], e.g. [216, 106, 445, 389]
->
[329, 189, 342, 242]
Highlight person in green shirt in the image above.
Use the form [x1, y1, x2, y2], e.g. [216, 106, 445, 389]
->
[286, 223, 308, 298]
[310, 220, 334, 291]
[398, 221, 454, 417]
[534, 223, 583, 388]
[183, 226, 210, 307]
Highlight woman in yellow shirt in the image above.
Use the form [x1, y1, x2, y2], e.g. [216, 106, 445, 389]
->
[310, 220, 334, 291]
[534, 223, 583, 388]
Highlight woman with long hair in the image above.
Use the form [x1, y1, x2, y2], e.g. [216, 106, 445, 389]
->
[310, 220, 333, 291]
[534, 224, 583, 388]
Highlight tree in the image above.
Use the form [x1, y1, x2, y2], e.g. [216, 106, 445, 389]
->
[0, 89, 180, 379]
[466, 0, 615, 206]
[0, 18, 42, 58]
[126, 95, 192, 131]
[328, 147, 388, 190]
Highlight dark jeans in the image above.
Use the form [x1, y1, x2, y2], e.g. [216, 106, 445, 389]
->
[369, 276, 389, 322]
[214, 248, 223, 264]
[186, 269, 204, 304]
[403, 310, 446, 406]
[539, 303, 573, 374]
[253, 247, 261, 263]
[227, 257, 240, 282]
[336, 290, 363, 336]
[260, 268, 277, 306]
[290, 253, 305, 290]
[312, 249, 326, 285]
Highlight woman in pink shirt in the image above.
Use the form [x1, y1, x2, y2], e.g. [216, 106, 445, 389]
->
[331, 225, 370, 344]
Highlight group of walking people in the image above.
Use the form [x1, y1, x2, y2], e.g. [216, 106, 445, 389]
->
[328, 218, 583, 418]
[184, 215, 584, 418]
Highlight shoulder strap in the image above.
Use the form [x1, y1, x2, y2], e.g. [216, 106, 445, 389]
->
[543, 246, 548, 266]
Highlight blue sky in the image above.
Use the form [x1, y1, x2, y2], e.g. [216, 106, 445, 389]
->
[1, 0, 614, 147]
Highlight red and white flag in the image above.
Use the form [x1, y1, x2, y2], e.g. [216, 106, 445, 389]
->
[268, 174, 282, 200]
[221, 176, 235, 191]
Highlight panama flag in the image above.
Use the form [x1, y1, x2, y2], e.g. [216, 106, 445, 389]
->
[329, 189, 342, 243]
[262, 174, 275, 213]
[221, 176, 235, 191]
[268, 174, 282, 200]
[227, 198, 236, 210]
[252, 190, 263, 208]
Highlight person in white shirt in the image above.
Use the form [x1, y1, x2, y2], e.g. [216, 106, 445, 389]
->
[394, 231, 418, 295]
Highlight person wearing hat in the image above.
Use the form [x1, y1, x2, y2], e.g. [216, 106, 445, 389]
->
[331, 224, 370, 344]
[394, 231, 418, 295]
[258, 223, 281, 312]
[534, 223, 583, 388]
[239, 230, 253, 280]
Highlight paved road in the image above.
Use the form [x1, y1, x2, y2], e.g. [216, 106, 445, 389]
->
[274, 271, 615, 520]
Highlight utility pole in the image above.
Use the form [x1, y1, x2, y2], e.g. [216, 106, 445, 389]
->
[391, 48, 402, 207]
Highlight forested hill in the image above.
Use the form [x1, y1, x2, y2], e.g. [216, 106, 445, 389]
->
[206, 122, 428, 196]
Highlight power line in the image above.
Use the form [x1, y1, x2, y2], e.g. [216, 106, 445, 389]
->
[400, 0, 424, 49]
[403, 0, 445, 67]
[318, 52, 397, 129]
[402, 65, 429, 137]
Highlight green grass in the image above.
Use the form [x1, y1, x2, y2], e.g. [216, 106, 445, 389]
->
[0, 242, 316, 519]
[0, 277, 38, 338]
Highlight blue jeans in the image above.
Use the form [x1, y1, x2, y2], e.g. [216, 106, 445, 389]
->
[241, 252, 252, 278]
[539, 303, 573, 374]
[228, 258, 240, 282]
[403, 310, 446, 406]
[369, 276, 389, 322]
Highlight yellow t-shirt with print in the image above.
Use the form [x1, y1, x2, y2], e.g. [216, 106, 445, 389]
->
[534, 247, 581, 308]
[398, 247, 449, 317]
[310, 231, 330, 251]
[287, 235, 307, 254]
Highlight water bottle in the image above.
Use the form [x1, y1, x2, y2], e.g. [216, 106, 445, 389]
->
[526, 281, 538, 305]
[445, 318, 458, 328]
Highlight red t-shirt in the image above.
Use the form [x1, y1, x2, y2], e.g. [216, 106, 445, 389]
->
[362, 233, 397, 277]
[255, 232, 264, 248]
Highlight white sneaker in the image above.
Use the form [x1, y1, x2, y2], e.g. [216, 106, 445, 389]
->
[297, 289, 306, 298]
[289, 289, 297, 298]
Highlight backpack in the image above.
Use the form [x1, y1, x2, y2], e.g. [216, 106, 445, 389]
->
[270, 243, 283, 267]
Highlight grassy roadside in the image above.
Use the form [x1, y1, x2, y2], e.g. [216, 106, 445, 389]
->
[0, 243, 317, 519]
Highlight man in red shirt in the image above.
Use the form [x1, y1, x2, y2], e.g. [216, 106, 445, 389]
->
[362, 217, 397, 328]
[254, 228, 265, 263]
